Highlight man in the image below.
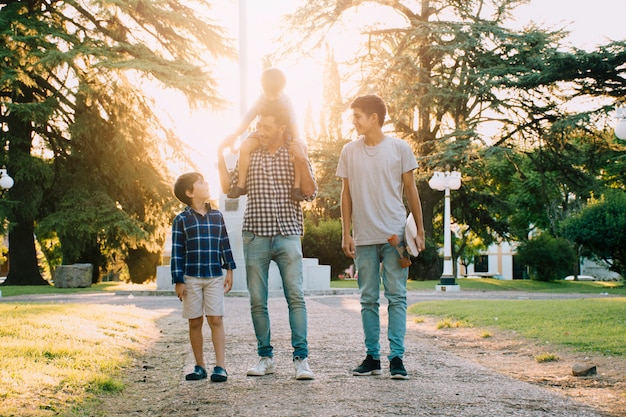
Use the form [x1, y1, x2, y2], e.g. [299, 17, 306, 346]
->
[336, 94, 426, 379]
[218, 100, 317, 380]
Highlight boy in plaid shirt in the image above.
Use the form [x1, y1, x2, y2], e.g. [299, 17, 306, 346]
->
[171, 172, 236, 382]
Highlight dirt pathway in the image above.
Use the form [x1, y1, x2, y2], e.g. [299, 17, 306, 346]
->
[94, 293, 616, 417]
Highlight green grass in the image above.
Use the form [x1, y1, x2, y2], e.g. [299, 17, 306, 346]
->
[0, 281, 155, 297]
[3, 277, 623, 297]
[0, 302, 159, 417]
[408, 297, 626, 356]
[331, 277, 626, 294]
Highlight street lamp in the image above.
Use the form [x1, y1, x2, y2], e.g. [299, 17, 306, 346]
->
[0, 167, 14, 189]
[429, 170, 461, 291]
[615, 105, 626, 141]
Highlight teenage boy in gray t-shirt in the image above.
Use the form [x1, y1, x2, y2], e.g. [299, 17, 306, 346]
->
[336, 94, 425, 380]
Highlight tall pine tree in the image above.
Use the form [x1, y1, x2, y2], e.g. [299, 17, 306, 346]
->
[0, 0, 233, 285]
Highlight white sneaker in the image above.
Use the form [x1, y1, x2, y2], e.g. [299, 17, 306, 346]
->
[294, 357, 314, 380]
[246, 357, 276, 376]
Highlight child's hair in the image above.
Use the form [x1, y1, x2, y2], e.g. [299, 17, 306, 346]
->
[261, 67, 286, 96]
[350, 94, 387, 127]
[174, 172, 203, 206]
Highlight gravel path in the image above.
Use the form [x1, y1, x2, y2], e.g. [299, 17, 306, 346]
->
[48, 291, 605, 417]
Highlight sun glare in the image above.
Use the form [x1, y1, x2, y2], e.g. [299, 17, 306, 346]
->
[147, 0, 624, 196]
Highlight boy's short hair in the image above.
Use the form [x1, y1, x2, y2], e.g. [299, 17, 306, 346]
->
[261, 67, 286, 96]
[174, 172, 203, 206]
[350, 94, 387, 127]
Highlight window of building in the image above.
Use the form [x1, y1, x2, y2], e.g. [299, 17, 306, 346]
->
[474, 255, 489, 272]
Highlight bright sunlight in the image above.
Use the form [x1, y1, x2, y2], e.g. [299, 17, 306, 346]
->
[148, 0, 624, 196]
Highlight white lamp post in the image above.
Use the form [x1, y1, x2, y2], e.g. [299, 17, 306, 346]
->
[615, 105, 626, 141]
[429, 170, 461, 291]
[0, 167, 14, 190]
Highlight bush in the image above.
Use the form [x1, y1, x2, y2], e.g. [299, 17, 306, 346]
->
[516, 234, 577, 281]
[408, 238, 442, 281]
[561, 190, 626, 278]
[302, 218, 352, 280]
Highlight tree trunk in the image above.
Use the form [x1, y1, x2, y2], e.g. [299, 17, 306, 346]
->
[3, 217, 48, 285]
[1, 87, 48, 286]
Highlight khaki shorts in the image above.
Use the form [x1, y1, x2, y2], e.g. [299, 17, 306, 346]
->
[181, 275, 225, 319]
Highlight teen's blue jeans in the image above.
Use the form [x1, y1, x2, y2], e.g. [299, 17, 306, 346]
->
[356, 242, 408, 361]
[243, 231, 308, 359]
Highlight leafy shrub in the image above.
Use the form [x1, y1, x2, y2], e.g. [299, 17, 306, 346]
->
[302, 218, 352, 279]
[516, 234, 577, 281]
[561, 190, 626, 278]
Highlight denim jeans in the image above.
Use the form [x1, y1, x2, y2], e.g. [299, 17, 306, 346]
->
[243, 231, 308, 359]
[356, 242, 408, 361]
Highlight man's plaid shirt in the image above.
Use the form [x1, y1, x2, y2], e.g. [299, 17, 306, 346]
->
[230, 141, 317, 237]
[170, 205, 236, 284]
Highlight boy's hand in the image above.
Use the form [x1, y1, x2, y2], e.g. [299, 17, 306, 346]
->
[175, 282, 186, 301]
[342, 235, 356, 259]
[224, 270, 233, 294]
[289, 140, 308, 163]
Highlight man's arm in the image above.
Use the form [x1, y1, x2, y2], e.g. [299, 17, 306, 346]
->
[217, 143, 234, 194]
[340, 178, 355, 259]
[402, 170, 426, 252]
[291, 140, 317, 197]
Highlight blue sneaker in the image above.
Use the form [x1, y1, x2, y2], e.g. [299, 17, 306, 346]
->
[210, 366, 228, 382]
[185, 365, 208, 381]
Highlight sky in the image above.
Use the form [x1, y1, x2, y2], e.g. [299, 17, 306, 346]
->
[159, 0, 625, 195]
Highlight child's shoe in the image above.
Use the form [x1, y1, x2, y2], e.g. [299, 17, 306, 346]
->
[210, 366, 228, 382]
[185, 365, 208, 381]
[291, 187, 305, 201]
[227, 185, 247, 199]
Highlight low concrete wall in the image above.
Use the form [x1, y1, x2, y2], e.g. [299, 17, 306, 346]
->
[156, 258, 331, 293]
[54, 263, 92, 288]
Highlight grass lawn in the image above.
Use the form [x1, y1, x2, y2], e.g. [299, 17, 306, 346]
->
[408, 297, 626, 356]
[331, 277, 626, 295]
[0, 302, 160, 417]
[0, 281, 156, 297]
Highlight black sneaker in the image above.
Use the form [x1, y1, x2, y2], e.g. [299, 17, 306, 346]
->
[352, 355, 382, 376]
[389, 357, 409, 380]
[185, 365, 208, 381]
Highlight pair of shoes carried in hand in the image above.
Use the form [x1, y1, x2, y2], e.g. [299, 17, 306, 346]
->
[227, 185, 247, 199]
[291, 187, 305, 201]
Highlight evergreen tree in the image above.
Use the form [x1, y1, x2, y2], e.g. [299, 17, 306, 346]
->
[0, 0, 233, 285]
[282, 0, 626, 250]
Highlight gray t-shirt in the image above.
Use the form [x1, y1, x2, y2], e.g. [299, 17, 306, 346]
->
[336, 135, 418, 246]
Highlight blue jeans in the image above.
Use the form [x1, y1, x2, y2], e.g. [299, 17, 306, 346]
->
[243, 231, 308, 359]
[356, 242, 408, 361]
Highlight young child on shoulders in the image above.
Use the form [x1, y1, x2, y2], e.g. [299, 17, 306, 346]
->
[170, 172, 236, 382]
[221, 67, 306, 201]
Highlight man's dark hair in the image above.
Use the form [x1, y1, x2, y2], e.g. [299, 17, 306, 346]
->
[257, 99, 291, 129]
[350, 94, 387, 127]
[173, 172, 203, 206]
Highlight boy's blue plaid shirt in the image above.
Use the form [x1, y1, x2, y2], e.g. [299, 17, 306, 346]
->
[170, 205, 236, 284]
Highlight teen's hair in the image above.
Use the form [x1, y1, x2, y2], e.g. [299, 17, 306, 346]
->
[257, 99, 291, 129]
[173, 172, 203, 206]
[261, 67, 287, 96]
[350, 94, 387, 127]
